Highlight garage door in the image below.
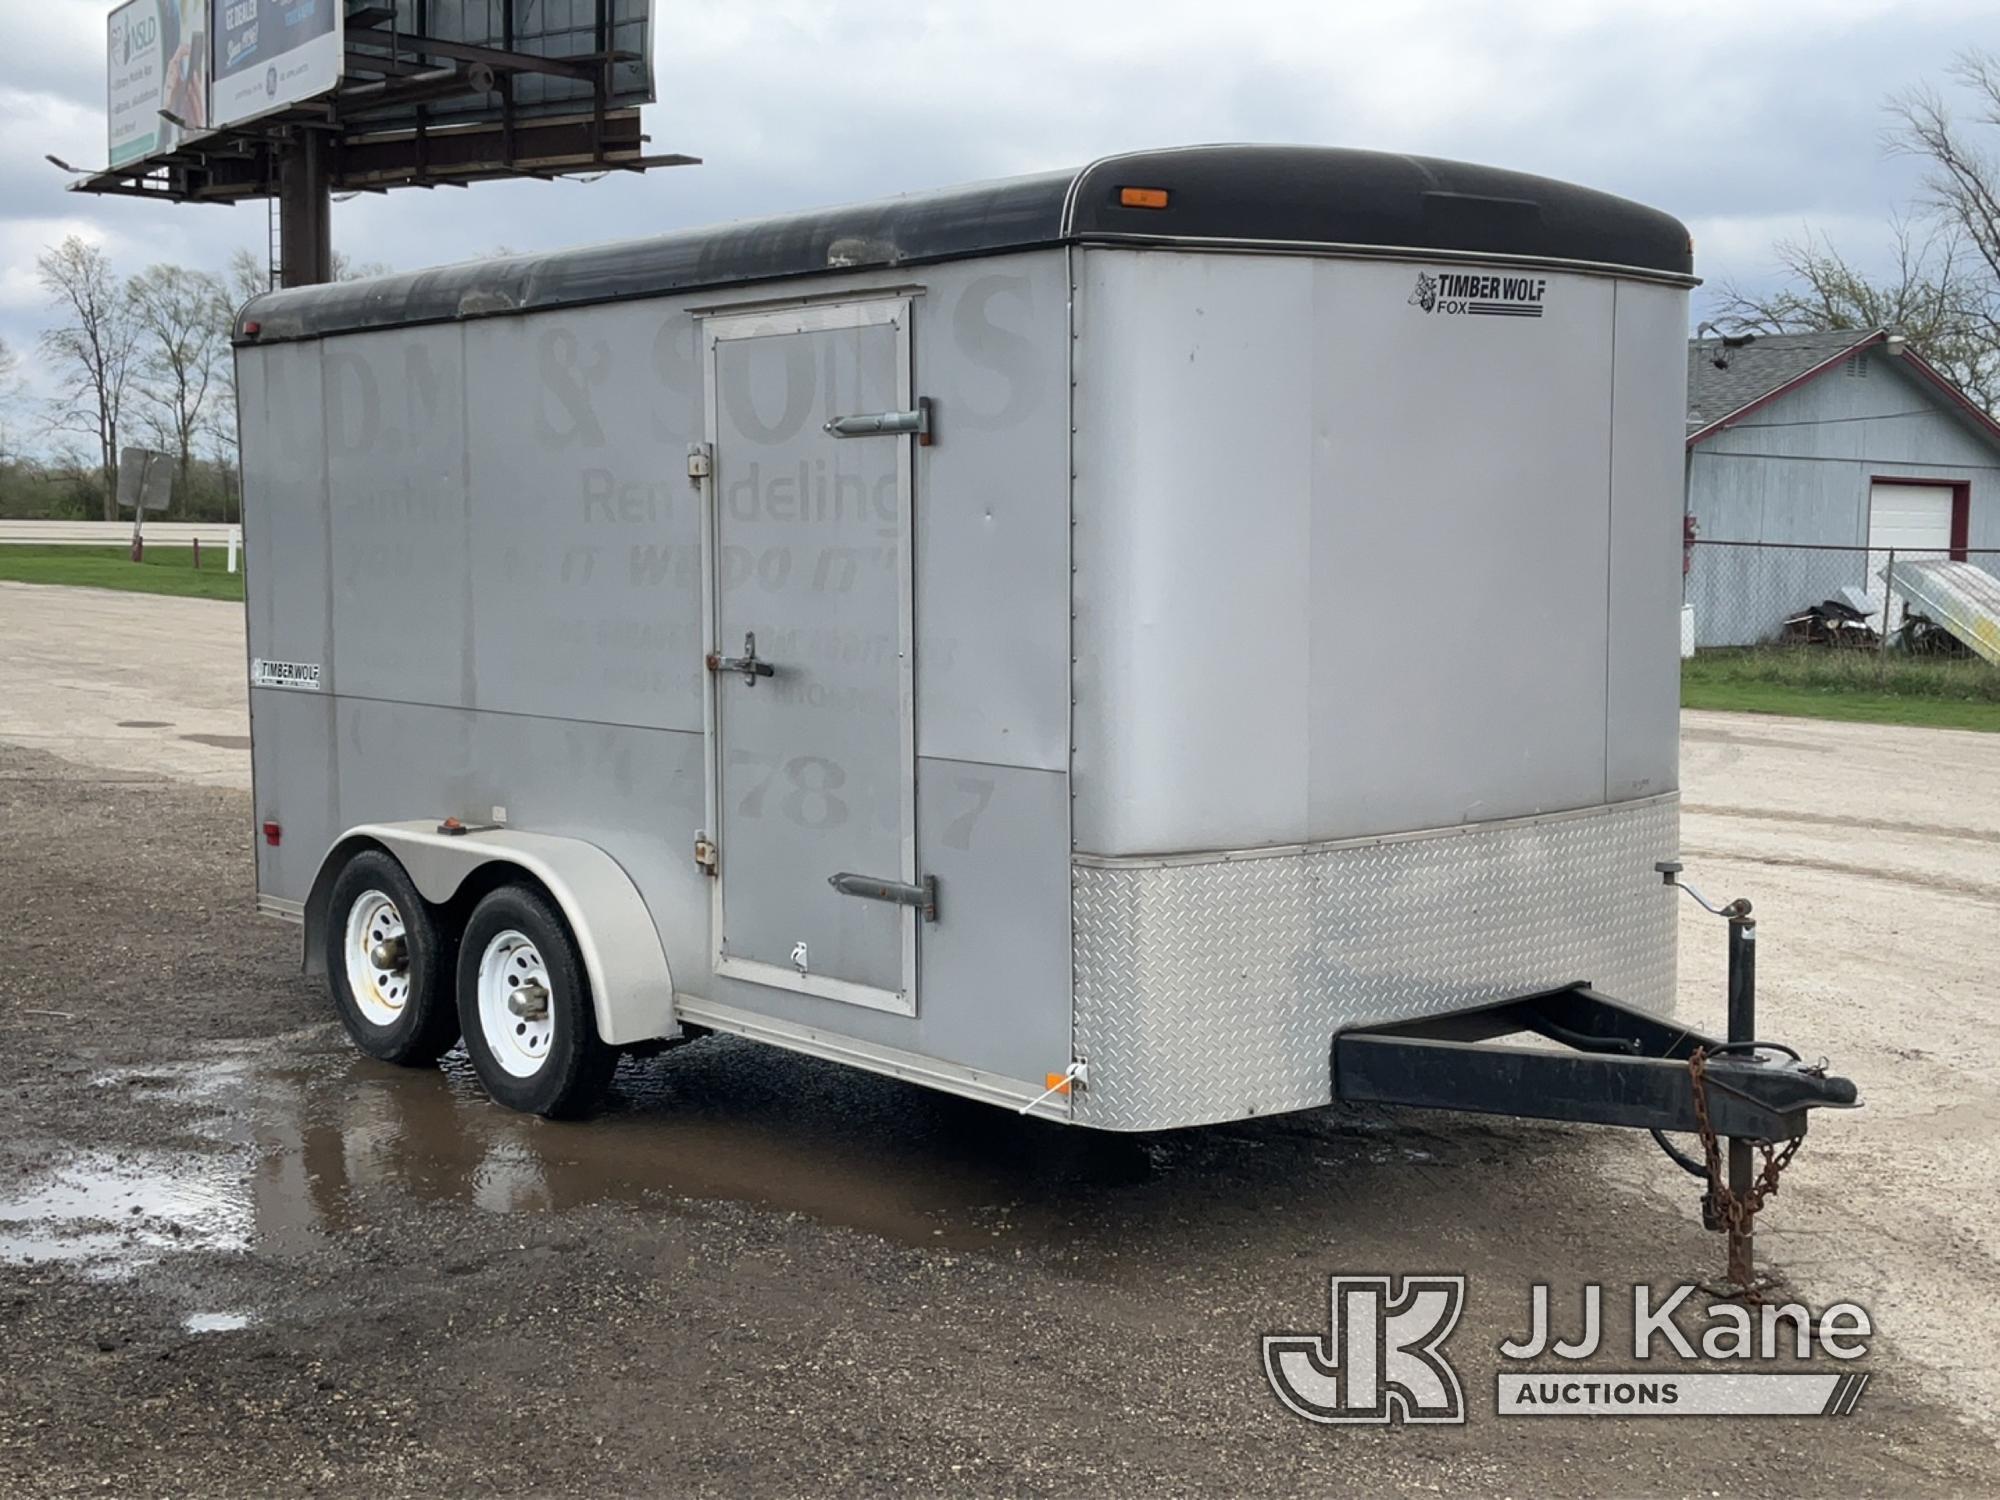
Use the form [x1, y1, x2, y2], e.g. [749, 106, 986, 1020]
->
[1868, 482, 1955, 552]
[1868, 481, 1956, 631]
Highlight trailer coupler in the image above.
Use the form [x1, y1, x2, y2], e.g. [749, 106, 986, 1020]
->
[1331, 891, 1859, 1292]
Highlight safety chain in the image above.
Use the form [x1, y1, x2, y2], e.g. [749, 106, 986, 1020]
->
[1688, 1046, 1803, 1294]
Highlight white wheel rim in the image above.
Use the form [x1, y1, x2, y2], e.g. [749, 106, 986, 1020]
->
[477, 928, 556, 1078]
[343, 890, 410, 1027]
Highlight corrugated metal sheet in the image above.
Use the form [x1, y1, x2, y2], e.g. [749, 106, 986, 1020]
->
[1885, 558, 2000, 666]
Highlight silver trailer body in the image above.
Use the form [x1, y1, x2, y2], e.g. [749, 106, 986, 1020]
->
[237, 145, 1694, 1129]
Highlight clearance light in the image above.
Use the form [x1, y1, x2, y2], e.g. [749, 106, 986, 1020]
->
[1119, 187, 1170, 209]
[1018, 1061, 1089, 1115]
[262, 821, 282, 846]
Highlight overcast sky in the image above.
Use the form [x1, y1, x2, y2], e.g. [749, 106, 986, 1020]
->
[2, 0, 1993, 413]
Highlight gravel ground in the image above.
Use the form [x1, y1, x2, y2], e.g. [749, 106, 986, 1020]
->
[0, 583, 248, 789]
[1, 591, 1997, 1497]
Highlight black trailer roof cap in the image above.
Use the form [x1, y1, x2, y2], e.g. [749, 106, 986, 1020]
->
[238, 144, 1693, 342]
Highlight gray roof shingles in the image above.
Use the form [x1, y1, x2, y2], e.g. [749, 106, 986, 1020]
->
[1685, 329, 1876, 430]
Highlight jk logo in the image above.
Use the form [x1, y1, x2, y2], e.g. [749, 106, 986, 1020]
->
[1263, 1276, 1467, 1425]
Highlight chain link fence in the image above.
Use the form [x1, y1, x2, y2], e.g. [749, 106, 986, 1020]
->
[1684, 539, 2000, 659]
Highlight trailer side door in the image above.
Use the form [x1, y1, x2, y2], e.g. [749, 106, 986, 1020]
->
[700, 298, 920, 1016]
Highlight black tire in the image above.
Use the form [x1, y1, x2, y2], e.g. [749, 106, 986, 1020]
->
[456, 884, 614, 1119]
[323, 849, 460, 1065]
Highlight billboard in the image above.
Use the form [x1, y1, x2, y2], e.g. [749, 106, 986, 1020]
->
[211, 0, 344, 129]
[97, 1, 661, 183]
[380, 0, 655, 127]
[108, 0, 211, 167]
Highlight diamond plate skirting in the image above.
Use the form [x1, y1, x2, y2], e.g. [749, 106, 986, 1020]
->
[1070, 795, 1679, 1131]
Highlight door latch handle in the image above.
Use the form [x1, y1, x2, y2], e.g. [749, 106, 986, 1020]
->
[706, 631, 776, 685]
[823, 397, 932, 446]
[828, 871, 939, 923]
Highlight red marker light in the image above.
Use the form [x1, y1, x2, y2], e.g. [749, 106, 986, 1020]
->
[243, 321, 261, 337]
[262, 820, 282, 846]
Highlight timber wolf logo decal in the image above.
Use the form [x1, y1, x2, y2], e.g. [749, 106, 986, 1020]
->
[1264, 1275, 1466, 1424]
[1408, 270, 1549, 318]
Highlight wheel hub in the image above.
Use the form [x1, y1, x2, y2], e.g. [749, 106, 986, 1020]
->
[476, 930, 556, 1077]
[343, 892, 410, 1027]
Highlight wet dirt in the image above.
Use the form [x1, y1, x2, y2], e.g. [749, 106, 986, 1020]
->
[5, 1026, 1491, 1280]
[0, 1148, 251, 1272]
[4, 1039, 1044, 1265]
[4, 717, 2000, 1496]
[182, 1311, 255, 1333]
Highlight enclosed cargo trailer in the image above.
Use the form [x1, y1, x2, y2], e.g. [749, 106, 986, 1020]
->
[234, 146, 1851, 1205]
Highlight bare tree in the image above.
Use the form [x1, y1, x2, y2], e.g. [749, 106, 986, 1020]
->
[0, 337, 20, 464]
[1711, 48, 2000, 413]
[224, 245, 271, 309]
[128, 264, 230, 502]
[37, 237, 137, 520]
[1889, 51, 2000, 340]
[1708, 220, 1999, 410]
[224, 243, 391, 307]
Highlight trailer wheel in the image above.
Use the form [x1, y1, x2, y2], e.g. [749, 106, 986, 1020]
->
[324, 850, 460, 1065]
[456, 884, 614, 1119]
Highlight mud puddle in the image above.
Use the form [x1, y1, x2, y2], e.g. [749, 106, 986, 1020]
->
[0, 1148, 252, 1276]
[182, 1311, 255, 1333]
[3, 1031, 1158, 1270]
[3, 1028, 1569, 1280]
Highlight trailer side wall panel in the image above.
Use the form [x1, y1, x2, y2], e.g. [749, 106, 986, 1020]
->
[241, 252, 1081, 1089]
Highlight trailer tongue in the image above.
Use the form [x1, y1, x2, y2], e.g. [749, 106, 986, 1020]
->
[1334, 867, 1858, 1291]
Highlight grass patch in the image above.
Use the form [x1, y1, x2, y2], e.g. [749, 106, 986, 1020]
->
[1683, 647, 2000, 732]
[0, 545, 244, 602]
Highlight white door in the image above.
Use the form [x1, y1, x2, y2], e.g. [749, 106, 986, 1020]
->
[1867, 481, 1954, 632]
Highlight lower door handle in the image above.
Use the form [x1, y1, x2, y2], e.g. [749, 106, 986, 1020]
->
[828, 871, 938, 923]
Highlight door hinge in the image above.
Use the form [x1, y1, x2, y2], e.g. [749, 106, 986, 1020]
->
[823, 396, 932, 446]
[693, 832, 717, 876]
[686, 442, 712, 481]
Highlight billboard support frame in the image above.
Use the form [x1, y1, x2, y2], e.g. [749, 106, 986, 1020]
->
[73, 2, 686, 289]
[278, 129, 333, 287]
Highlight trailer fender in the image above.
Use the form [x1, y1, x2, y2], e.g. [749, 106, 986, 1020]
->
[305, 822, 678, 1047]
